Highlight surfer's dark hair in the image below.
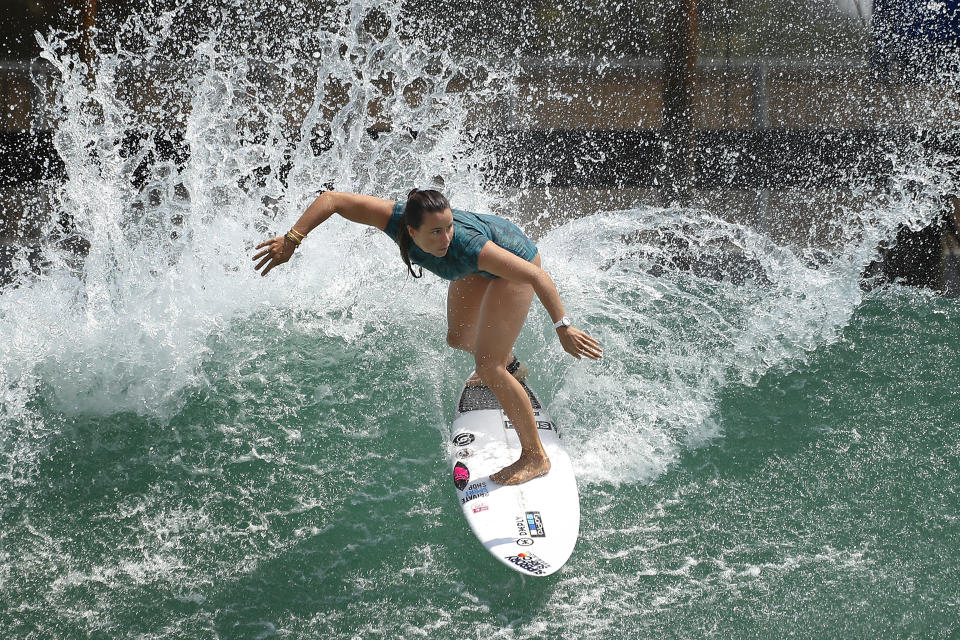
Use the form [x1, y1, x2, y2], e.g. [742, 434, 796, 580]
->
[398, 188, 450, 278]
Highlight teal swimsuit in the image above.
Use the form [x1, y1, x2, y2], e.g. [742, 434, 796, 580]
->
[383, 201, 538, 281]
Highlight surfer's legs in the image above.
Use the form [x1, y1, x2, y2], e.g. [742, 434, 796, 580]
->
[446, 275, 522, 385]
[472, 257, 551, 486]
[445, 273, 490, 354]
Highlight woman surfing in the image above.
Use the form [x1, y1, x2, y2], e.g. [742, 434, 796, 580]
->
[252, 189, 602, 485]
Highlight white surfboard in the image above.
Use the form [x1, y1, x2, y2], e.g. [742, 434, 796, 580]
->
[450, 377, 580, 577]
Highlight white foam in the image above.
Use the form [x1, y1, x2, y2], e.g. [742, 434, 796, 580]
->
[1, 0, 497, 491]
[2, 0, 955, 503]
[535, 200, 944, 484]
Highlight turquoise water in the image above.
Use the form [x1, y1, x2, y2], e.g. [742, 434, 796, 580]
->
[3, 2, 960, 637]
[4, 234, 959, 638]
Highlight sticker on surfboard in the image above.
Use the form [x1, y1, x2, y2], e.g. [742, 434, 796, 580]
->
[451, 377, 580, 576]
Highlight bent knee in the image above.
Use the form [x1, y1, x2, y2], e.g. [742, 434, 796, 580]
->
[474, 359, 507, 383]
[447, 331, 472, 352]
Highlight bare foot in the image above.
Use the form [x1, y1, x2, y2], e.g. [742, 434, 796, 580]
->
[490, 455, 551, 485]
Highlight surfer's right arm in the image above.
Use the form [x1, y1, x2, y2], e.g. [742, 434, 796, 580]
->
[252, 192, 395, 276]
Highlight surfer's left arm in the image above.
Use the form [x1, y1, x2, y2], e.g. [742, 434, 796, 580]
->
[478, 242, 603, 360]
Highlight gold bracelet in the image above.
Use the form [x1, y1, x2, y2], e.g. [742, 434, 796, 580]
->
[284, 232, 301, 246]
[288, 228, 307, 240]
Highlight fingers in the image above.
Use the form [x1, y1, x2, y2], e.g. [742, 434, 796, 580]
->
[253, 237, 278, 263]
[255, 255, 273, 272]
[578, 331, 603, 359]
[574, 337, 602, 359]
[252, 236, 290, 276]
[580, 342, 603, 359]
[562, 328, 603, 360]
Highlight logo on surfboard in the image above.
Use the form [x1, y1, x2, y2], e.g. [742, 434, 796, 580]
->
[506, 552, 551, 575]
[500, 413, 556, 433]
[515, 511, 546, 538]
[460, 481, 488, 505]
[452, 433, 475, 446]
[453, 462, 469, 490]
[525, 511, 546, 537]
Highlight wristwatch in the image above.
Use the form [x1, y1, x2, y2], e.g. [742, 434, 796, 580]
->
[553, 316, 572, 329]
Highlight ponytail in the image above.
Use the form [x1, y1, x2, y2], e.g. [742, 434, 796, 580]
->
[398, 188, 450, 278]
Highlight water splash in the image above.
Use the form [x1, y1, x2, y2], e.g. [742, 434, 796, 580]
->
[4, 3, 960, 638]
[1, 0, 957, 492]
[1, 0, 505, 487]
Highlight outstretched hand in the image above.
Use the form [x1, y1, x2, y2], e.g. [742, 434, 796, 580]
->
[252, 236, 296, 276]
[557, 326, 603, 360]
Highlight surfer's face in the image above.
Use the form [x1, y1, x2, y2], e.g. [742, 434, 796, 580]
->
[409, 208, 454, 257]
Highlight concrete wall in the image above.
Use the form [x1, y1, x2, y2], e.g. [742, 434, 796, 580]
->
[1, 57, 952, 134]
[1, 56, 957, 292]
[504, 58, 949, 131]
[0, 62, 37, 132]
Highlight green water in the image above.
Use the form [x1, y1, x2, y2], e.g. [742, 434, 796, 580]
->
[5, 3, 959, 634]
[4, 287, 958, 639]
